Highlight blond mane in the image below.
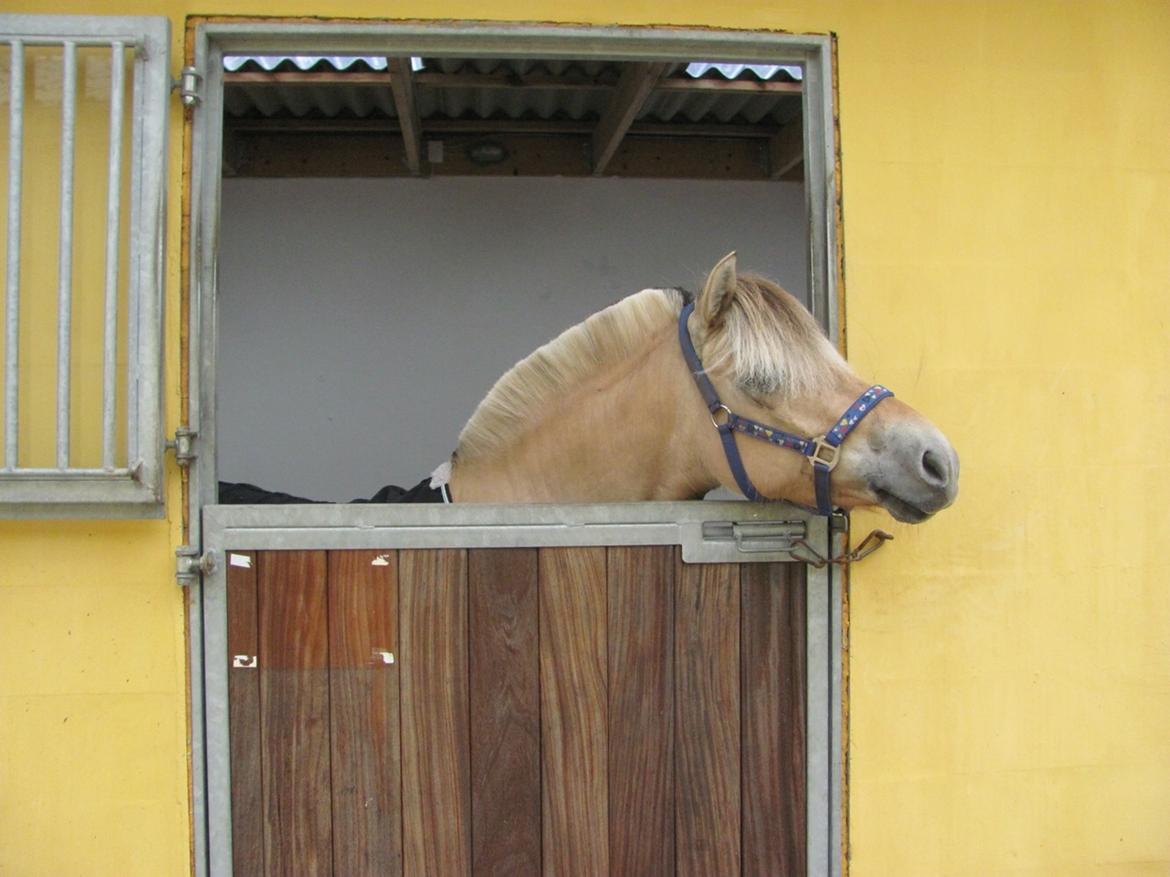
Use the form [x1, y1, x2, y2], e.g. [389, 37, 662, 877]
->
[455, 287, 686, 462]
[455, 275, 847, 462]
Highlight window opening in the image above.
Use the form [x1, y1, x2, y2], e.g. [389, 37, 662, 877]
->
[214, 51, 811, 500]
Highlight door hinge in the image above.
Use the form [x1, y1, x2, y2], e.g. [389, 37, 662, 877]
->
[174, 66, 202, 107]
[176, 545, 216, 586]
[166, 427, 197, 467]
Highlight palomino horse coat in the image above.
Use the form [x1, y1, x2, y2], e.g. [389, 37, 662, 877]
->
[221, 254, 958, 521]
[449, 253, 957, 521]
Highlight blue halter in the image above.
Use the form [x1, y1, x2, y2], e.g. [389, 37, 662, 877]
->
[678, 302, 893, 515]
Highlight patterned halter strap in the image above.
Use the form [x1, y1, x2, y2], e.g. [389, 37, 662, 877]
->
[678, 301, 893, 515]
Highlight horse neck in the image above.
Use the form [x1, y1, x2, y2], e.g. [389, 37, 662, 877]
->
[449, 325, 716, 502]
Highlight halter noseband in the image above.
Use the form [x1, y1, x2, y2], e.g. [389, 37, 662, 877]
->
[678, 301, 893, 515]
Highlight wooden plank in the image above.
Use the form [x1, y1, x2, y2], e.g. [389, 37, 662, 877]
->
[227, 551, 263, 877]
[469, 549, 541, 877]
[675, 558, 741, 876]
[592, 61, 669, 175]
[539, 547, 608, 876]
[223, 69, 801, 95]
[225, 131, 769, 181]
[742, 563, 807, 876]
[387, 56, 423, 176]
[258, 550, 332, 877]
[400, 549, 471, 877]
[227, 116, 780, 139]
[608, 136, 768, 181]
[657, 76, 802, 95]
[768, 121, 804, 179]
[225, 70, 616, 90]
[328, 550, 402, 876]
[607, 546, 674, 877]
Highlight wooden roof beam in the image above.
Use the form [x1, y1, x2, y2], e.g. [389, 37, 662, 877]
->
[656, 76, 802, 96]
[387, 56, 423, 176]
[591, 61, 669, 176]
[223, 69, 803, 96]
[226, 115, 781, 140]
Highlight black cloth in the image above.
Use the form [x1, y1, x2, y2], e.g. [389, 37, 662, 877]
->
[217, 477, 444, 504]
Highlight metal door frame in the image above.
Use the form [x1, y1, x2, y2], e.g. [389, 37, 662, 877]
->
[186, 21, 846, 877]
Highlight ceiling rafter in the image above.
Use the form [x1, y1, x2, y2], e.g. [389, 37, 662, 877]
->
[591, 61, 670, 176]
[386, 56, 423, 176]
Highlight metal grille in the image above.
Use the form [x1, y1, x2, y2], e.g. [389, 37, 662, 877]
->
[0, 15, 169, 516]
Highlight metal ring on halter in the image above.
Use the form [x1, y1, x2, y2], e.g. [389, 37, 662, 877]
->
[709, 404, 732, 429]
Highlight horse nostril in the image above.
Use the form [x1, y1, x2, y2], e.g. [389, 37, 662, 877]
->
[921, 448, 948, 486]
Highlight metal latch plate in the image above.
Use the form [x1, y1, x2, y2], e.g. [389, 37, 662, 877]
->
[681, 520, 809, 564]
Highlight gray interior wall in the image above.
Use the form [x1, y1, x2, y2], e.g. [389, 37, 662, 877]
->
[217, 176, 808, 500]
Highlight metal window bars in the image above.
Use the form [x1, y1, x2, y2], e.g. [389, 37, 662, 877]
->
[0, 15, 169, 517]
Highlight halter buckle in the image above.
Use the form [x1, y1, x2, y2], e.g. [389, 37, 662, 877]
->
[710, 404, 732, 429]
[809, 436, 840, 471]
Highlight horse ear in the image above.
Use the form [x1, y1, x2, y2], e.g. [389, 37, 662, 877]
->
[698, 251, 738, 328]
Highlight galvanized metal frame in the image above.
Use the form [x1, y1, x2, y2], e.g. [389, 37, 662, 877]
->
[0, 15, 170, 517]
[200, 501, 832, 877]
[187, 21, 845, 877]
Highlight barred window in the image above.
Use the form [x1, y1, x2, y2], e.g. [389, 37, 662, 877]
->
[0, 15, 169, 517]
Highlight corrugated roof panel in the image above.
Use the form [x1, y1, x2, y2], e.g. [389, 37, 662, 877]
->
[226, 82, 399, 119]
[222, 55, 801, 127]
[225, 56, 801, 81]
[736, 93, 798, 125]
[414, 81, 612, 123]
[684, 62, 802, 81]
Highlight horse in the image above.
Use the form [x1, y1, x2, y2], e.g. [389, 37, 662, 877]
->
[445, 252, 958, 522]
[221, 252, 957, 521]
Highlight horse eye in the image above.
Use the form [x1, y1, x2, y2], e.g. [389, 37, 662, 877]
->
[738, 377, 775, 404]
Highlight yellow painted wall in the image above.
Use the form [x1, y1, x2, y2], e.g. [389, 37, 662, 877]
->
[2, 2, 1167, 875]
[0, 15, 192, 877]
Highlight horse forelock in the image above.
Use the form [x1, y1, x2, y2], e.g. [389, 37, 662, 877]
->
[455, 287, 687, 462]
[707, 274, 849, 399]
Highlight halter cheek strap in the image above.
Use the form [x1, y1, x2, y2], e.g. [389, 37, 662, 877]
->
[678, 302, 893, 515]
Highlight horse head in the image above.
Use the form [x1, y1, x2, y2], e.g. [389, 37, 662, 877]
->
[686, 253, 958, 522]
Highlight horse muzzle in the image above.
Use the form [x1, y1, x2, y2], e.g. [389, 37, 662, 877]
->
[866, 422, 959, 523]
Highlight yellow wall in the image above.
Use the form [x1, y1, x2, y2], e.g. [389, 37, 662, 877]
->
[0, 15, 192, 877]
[2, 2, 1167, 875]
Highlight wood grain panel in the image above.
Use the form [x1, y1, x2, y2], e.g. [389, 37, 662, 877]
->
[227, 551, 263, 877]
[328, 550, 402, 876]
[469, 549, 541, 877]
[741, 563, 807, 876]
[400, 549, 471, 877]
[675, 558, 741, 877]
[607, 546, 674, 877]
[539, 547, 608, 877]
[258, 550, 332, 877]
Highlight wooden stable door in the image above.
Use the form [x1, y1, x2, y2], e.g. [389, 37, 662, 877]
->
[226, 547, 806, 876]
